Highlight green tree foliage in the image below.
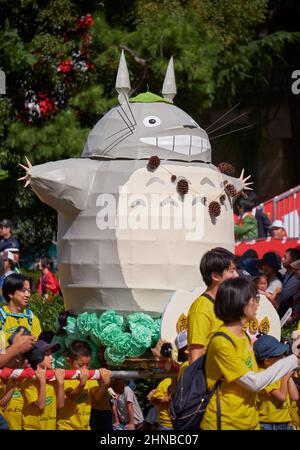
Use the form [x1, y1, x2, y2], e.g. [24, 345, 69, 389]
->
[0, 0, 299, 253]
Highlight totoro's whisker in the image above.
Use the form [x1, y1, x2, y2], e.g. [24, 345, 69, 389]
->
[117, 108, 134, 132]
[205, 103, 240, 132]
[122, 92, 137, 126]
[209, 124, 253, 140]
[105, 126, 133, 141]
[102, 129, 133, 154]
[119, 103, 135, 130]
[208, 111, 248, 136]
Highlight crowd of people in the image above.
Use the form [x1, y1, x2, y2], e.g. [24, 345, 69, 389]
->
[0, 218, 60, 299]
[234, 193, 288, 241]
[1, 214, 300, 430]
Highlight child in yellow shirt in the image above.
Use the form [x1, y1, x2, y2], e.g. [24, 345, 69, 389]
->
[254, 335, 299, 430]
[57, 340, 111, 430]
[20, 340, 65, 430]
[150, 378, 173, 430]
[0, 342, 29, 429]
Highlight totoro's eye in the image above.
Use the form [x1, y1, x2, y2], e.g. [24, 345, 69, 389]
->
[143, 116, 161, 127]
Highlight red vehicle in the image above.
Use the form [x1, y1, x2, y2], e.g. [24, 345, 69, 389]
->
[235, 185, 300, 258]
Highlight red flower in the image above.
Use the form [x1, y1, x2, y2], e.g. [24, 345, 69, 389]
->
[58, 59, 73, 73]
[77, 14, 94, 29]
[37, 94, 56, 117]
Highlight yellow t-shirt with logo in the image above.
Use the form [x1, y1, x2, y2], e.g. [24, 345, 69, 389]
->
[257, 375, 292, 424]
[0, 381, 23, 430]
[57, 379, 99, 430]
[1, 305, 41, 346]
[20, 379, 57, 430]
[201, 326, 259, 430]
[151, 378, 172, 428]
[187, 294, 223, 349]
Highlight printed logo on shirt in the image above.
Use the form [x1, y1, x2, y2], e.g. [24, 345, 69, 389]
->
[6, 327, 18, 334]
[245, 356, 252, 369]
[45, 396, 54, 407]
[12, 389, 22, 399]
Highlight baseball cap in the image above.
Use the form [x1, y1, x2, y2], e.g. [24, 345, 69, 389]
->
[291, 259, 300, 270]
[2, 250, 15, 262]
[270, 219, 285, 229]
[0, 219, 13, 229]
[24, 340, 61, 369]
[175, 331, 188, 350]
[253, 335, 289, 362]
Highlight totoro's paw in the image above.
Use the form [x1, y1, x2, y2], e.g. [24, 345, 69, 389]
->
[18, 156, 32, 188]
[239, 168, 253, 191]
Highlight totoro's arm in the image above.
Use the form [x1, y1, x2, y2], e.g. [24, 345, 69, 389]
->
[225, 169, 253, 194]
[22, 158, 97, 216]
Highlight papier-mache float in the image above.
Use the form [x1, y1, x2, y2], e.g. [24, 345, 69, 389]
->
[19, 51, 281, 367]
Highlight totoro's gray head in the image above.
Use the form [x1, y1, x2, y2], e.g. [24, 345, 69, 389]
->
[82, 53, 211, 163]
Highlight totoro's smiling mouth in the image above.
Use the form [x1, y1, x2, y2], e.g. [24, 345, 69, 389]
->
[140, 135, 210, 156]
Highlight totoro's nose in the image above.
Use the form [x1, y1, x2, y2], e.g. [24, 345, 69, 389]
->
[183, 125, 197, 129]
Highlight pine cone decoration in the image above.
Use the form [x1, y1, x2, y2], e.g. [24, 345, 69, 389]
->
[218, 162, 235, 175]
[147, 155, 160, 172]
[171, 175, 177, 183]
[225, 183, 237, 197]
[176, 178, 189, 199]
[208, 201, 221, 217]
[219, 194, 226, 205]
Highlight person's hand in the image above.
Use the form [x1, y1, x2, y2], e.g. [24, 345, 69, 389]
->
[79, 368, 89, 387]
[125, 422, 135, 430]
[54, 368, 65, 385]
[36, 367, 46, 384]
[12, 329, 35, 353]
[99, 368, 111, 387]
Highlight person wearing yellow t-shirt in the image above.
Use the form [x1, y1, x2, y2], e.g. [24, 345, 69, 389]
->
[57, 340, 111, 430]
[253, 334, 299, 430]
[150, 378, 173, 430]
[20, 340, 65, 430]
[188, 247, 238, 364]
[0, 341, 30, 429]
[201, 277, 300, 430]
[1, 274, 41, 345]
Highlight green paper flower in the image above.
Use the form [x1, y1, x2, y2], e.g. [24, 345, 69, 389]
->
[64, 317, 80, 336]
[100, 323, 123, 347]
[126, 342, 147, 358]
[77, 312, 98, 337]
[111, 332, 132, 354]
[131, 324, 152, 348]
[98, 310, 123, 332]
[104, 347, 126, 366]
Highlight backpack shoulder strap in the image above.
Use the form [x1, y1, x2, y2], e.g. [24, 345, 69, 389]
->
[0, 306, 6, 330]
[211, 331, 234, 346]
[25, 308, 33, 331]
[201, 292, 215, 304]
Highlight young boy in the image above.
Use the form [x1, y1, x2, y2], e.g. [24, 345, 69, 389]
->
[0, 340, 29, 429]
[57, 340, 111, 430]
[20, 340, 65, 430]
[1, 273, 41, 345]
[254, 335, 299, 430]
[188, 247, 238, 363]
[149, 378, 173, 430]
[111, 378, 144, 430]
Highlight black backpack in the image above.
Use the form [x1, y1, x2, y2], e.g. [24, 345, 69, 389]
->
[169, 331, 234, 431]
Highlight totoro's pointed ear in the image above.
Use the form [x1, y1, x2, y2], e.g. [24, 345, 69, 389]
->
[162, 57, 176, 103]
[115, 50, 131, 104]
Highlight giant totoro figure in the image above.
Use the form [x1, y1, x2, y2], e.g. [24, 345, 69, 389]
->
[20, 52, 252, 316]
